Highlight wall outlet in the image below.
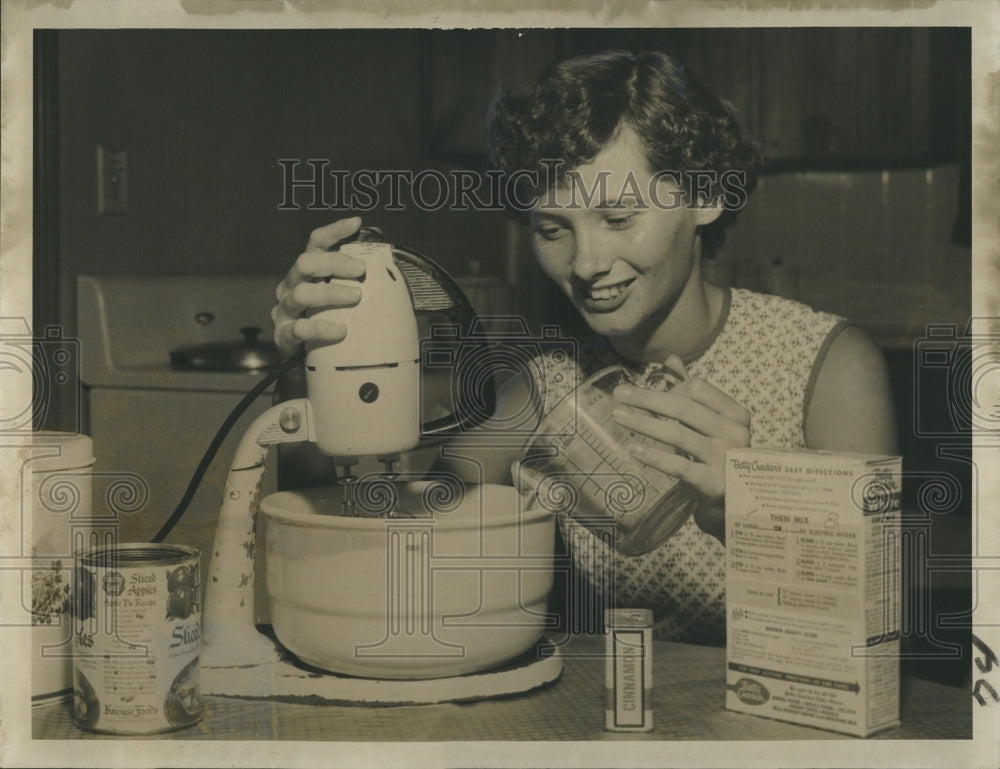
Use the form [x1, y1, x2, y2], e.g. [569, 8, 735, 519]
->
[97, 146, 128, 214]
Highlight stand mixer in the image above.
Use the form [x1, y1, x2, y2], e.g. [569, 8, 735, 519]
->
[199, 231, 562, 703]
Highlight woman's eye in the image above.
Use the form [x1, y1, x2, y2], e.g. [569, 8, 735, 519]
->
[604, 214, 634, 230]
[533, 224, 565, 241]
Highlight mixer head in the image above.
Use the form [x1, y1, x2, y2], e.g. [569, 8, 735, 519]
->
[346, 226, 498, 442]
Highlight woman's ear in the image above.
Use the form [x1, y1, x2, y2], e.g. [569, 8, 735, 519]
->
[694, 196, 725, 227]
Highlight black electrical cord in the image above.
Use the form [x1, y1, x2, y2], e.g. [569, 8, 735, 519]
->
[151, 355, 303, 543]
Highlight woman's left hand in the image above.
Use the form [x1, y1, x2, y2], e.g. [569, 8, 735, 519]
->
[611, 355, 751, 543]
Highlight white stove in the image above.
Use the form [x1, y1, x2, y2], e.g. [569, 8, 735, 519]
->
[77, 274, 284, 569]
[77, 274, 438, 603]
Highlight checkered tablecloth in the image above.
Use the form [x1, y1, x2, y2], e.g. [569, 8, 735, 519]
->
[33, 636, 971, 741]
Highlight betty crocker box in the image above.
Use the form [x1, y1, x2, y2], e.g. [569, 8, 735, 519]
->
[724, 448, 902, 737]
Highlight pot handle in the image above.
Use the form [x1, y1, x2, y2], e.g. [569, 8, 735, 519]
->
[240, 326, 263, 345]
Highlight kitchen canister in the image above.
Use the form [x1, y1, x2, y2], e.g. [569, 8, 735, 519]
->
[28, 431, 97, 706]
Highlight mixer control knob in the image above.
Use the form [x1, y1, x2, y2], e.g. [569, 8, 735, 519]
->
[279, 407, 302, 433]
[358, 382, 380, 403]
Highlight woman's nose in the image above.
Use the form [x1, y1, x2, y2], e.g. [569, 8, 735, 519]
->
[570, 231, 610, 282]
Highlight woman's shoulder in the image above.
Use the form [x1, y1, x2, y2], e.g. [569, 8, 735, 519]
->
[729, 287, 844, 323]
[695, 287, 854, 392]
[726, 287, 848, 346]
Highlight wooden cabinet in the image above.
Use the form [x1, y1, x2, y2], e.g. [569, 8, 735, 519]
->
[419, 29, 566, 164]
[421, 27, 969, 170]
[683, 27, 968, 169]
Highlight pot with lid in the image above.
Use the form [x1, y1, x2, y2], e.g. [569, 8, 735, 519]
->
[169, 326, 280, 373]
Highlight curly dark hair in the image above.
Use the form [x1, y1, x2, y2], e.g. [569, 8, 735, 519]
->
[486, 49, 761, 256]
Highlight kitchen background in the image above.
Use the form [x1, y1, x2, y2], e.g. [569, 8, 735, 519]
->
[33, 27, 973, 683]
[41, 27, 970, 342]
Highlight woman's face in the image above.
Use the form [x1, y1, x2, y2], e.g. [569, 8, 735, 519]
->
[529, 127, 721, 343]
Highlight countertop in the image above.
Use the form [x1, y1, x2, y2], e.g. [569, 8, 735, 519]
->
[33, 635, 971, 742]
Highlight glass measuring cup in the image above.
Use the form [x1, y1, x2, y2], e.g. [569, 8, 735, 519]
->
[512, 363, 703, 556]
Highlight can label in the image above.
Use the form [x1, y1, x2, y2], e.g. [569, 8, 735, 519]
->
[605, 608, 654, 732]
[72, 544, 202, 734]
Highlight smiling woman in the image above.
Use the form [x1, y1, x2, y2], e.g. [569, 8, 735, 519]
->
[472, 49, 897, 644]
[527, 127, 723, 357]
[275, 48, 898, 646]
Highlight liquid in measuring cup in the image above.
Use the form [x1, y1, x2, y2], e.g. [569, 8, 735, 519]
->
[513, 364, 703, 556]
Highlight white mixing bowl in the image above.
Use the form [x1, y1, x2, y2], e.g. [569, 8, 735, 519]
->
[260, 481, 554, 679]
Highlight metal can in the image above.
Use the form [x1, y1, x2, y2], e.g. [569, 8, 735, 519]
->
[605, 608, 654, 732]
[28, 431, 97, 706]
[72, 543, 202, 734]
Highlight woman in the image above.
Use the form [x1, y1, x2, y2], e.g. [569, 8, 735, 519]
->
[271, 50, 897, 644]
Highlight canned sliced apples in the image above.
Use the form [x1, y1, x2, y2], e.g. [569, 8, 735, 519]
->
[72, 544, 202, 734]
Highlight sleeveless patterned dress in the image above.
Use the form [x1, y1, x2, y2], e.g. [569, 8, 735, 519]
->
[522, 287, 850, 644]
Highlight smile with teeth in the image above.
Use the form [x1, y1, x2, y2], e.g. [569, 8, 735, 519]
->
[586, 278, 634, 300]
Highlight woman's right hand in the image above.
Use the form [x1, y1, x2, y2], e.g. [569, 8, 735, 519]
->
[271, 216, 367, 358]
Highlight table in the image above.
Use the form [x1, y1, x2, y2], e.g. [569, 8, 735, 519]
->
[33, 636, 971, 741]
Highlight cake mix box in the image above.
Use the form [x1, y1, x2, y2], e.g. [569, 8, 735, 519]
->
[724, 448, 902, 737]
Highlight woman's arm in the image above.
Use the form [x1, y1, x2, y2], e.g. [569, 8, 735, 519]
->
[804, 325, 898, 455]
[610, 327, 898, 545]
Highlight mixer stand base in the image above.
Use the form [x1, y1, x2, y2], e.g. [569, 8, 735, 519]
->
[202, 644, 563, 705]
